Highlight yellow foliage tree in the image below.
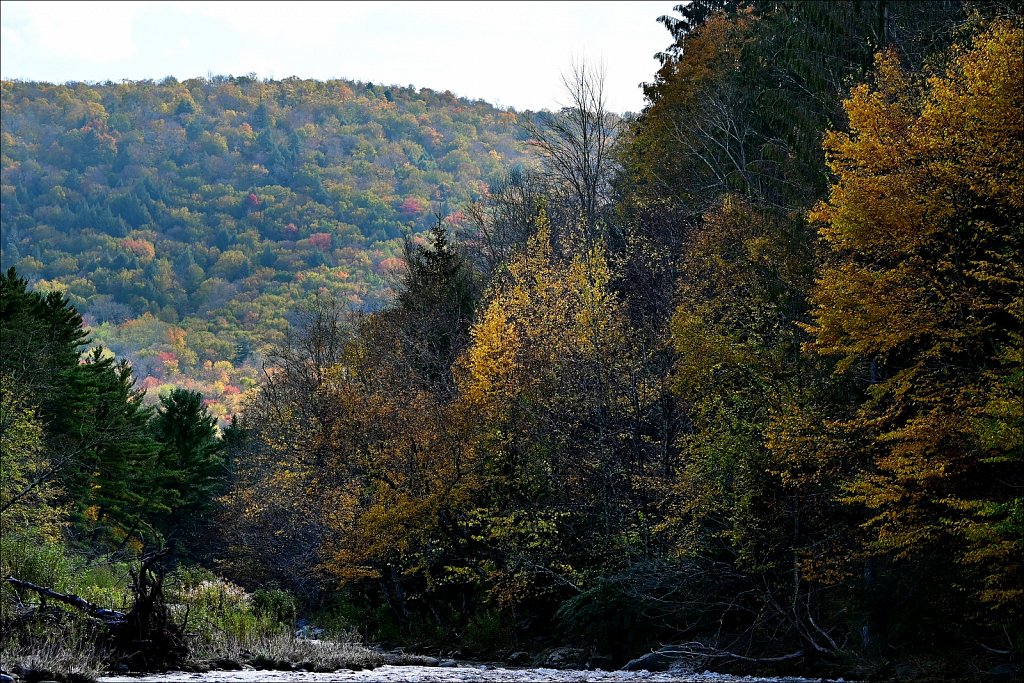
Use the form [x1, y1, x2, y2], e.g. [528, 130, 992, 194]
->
[0, 380, 66, 541]
[222, 299, 485, 609]
[807, 19, 1023, 611]
[456, 209, 654, 605]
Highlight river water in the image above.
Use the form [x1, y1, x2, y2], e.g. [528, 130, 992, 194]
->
[99, 666, 843, 682]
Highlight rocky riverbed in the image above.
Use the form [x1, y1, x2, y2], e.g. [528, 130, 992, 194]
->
[98, 667, 845, 682]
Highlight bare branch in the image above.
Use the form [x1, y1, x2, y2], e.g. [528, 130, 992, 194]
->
[524, 59, 620, 244]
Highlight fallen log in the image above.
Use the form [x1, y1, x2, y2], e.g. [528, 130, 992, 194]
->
[4, 575, 127, 624]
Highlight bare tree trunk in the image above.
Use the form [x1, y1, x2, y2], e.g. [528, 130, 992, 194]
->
[525, 59, 618, 246]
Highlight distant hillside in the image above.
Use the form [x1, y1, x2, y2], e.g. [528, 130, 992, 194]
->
[0, 76, 537, 419]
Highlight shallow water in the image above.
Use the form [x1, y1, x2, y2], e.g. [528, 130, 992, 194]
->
[99, 666, 841, 682]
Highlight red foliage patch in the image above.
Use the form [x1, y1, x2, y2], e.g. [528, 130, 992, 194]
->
[400, 196, 426, 214]
[307, 232, 332, 251]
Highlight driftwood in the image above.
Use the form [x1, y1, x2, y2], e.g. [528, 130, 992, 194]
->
[622, 642, 805, 672]
[4, 548, 187, 670]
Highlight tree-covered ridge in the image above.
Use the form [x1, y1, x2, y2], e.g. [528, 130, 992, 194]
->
[0, 75, 536, 419]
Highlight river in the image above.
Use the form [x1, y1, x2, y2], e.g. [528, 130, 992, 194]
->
[99, 666, 845, 682]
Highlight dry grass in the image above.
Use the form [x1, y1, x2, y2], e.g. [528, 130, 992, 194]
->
[191, 630, 384, 672]
[0, 627, 106, 682]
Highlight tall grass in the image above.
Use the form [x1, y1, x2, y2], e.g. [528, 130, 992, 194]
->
[1, 529, 134, 618]
[194, 630, 384, 671]
[166, 570, 381, 670]
[169, 573, 283, 649]
[1, 529, 129, 680]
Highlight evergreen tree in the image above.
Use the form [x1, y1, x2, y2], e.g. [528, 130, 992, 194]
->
[391, 218, 480, 394]
[0, 268, 160, 550]
[0, 267, 89, 415]
[68, 349, 158, 549]
[149, 388, 225, 547]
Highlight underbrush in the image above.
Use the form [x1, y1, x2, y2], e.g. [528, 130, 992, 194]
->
[169, 569, 381, 671]
[1, 531, 379, 677]
[0, 530, 135, 620]
[1, 530, 128, 681]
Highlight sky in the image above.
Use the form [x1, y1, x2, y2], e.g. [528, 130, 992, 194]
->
[0, 1, 680, 114]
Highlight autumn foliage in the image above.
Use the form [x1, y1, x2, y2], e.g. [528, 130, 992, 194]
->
[2, 2, 1022, 676]
[808, 19, 1023, 613]
[207, 9, 1024, 671]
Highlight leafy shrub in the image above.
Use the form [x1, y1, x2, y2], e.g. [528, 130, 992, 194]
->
[173, 577, 275, 646]
[463, 608, 515, 654]
[253, 586, 297, 626]
[307, 591, 367, 637]
[169, 577, 377, 670]
[0, 530, 76, 595]
[167, 564, 218, 591]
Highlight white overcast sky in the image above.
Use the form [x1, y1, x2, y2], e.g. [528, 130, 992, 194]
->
[0, 1, 681, 114]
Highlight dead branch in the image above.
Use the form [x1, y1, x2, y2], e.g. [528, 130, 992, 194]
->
[5, 547, 187, 671]
[4, 575, 126, 624]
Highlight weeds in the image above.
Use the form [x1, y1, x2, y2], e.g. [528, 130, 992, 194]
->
[166, 573, 381, 671]
[2, 533, 380, 676]
[0, 620, 106, 682]
[1, 530, 134, 622]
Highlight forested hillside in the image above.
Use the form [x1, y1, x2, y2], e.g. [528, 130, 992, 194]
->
[1, 1, 1021, 680]
[0, 76, 535, 419]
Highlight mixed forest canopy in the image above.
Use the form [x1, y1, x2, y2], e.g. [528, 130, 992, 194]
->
[0, 75, 537, 419]
[1, 0, 1022, 680]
